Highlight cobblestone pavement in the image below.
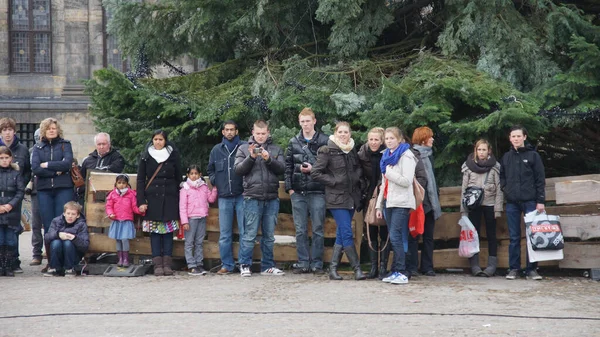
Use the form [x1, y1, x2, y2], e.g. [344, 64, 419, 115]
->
[2, 232, 599, 337]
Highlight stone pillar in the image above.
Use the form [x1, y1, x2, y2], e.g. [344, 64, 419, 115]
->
[0, 0, 9, 75]
[88, 0, 104, 76]
[64, 0, 89, 84]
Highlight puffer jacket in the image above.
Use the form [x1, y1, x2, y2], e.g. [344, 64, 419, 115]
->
[376, 149, 417, 210]
[311, 140, 362, 209]
[0, 163, 25, 230]
[461, 162, 503, 214]
[136, 142, 183, 222]
[31, 138, 74, 190]
[179, 180, 217, 224]
[500, 144, 545, 203]
[0, 135, 31, 183]
[284, 131, 329, 194]
[235, 136, 285, 200]
[44, 215, 89, 253]
[106, 188, 144, 221]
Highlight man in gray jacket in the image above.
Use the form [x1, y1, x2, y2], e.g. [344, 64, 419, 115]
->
[235, 120, 285, 277]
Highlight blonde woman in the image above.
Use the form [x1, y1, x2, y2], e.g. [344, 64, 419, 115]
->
[375, 127, 416, 285]
[461, 139, 503, 276]
[31, 118, 74, 273]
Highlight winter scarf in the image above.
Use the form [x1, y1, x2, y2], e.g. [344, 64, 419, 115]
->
[465, 153, 497, 173]
[223, 135, 240, 153]
[183, 177, 206, 190]
[329, 135, 355, 154]
[413, 144, 442, 220]
[380, 143, 410, 174]
[148, 145, 173, 164]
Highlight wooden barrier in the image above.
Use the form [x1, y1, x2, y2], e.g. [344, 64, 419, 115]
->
[85, 171, 599, 270]
[84, 171, 362, 264]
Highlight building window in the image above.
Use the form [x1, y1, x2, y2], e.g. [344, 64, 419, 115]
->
[103, 4, 138, 72]
[17, 123, 39, 148]
[9, 0, 52, 73]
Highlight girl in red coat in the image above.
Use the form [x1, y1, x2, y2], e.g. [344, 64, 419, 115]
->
[106, 174, 144, 267]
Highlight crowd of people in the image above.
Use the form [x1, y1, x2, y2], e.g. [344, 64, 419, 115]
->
[0, 111, 546, 282]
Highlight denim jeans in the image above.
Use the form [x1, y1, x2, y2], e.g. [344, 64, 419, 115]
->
[31, 194, 44, 260]
[150, 233, 174, 257]
[184, 217, 206, 268]
[239, 198, 279, 271]
[330, 209, 354, 247]
[291, 192, 326, 269]
[385, 207, 410, 274]
[0, 226, 17, 246]
[49, 239, 80, 270]
[506, 201, 537, 272]
[218, 195, 245, 271]
[38, 187, 74, 233]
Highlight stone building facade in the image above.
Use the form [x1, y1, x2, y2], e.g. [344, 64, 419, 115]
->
[0, 0, 199, 161]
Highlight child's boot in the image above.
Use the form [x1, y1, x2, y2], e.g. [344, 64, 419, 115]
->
[122, 251, 130, 268]
[163, 256, 173, 276]
[117, 251, 123, 267]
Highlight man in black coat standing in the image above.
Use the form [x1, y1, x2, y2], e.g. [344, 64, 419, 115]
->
[78, 132, 125, 204]
[284, 108, 329, 274]
[500, 125, 545, 281]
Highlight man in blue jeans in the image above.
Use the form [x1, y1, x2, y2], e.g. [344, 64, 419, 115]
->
[284, 108, 329, 274]
[235, 120, 286, 277]
[500, 125, 545, 280]
[207, 120, 246, 275]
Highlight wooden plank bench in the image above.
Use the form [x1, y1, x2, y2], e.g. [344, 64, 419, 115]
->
[84, 171, 362, 263]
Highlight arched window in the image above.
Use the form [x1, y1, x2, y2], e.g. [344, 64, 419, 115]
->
[9, 0, 52, 73]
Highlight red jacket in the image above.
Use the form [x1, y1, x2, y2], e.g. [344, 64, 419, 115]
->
[106, 188, 144, 221]
[179, 180, 217, 224]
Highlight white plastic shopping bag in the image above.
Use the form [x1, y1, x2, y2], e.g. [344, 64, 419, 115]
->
[524, 210, 564, 262]
[458, 216, 480, 258]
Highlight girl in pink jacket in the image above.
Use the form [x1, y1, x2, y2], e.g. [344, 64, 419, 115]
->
[180, 165, 217, 275]
[106, 174, 144, 267]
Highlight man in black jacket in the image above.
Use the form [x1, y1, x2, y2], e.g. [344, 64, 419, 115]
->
[0, 117, 31, 273]
[235, 120, 286, 277]
[78, 133, 125, 204]
[207, 120, 245, 275]
[500, 125, 545, 281]
[284, 108, 329, 274]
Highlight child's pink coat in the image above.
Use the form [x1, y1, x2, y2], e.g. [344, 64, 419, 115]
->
[106, 188, 144, 221]
[179, 180, 217, 224]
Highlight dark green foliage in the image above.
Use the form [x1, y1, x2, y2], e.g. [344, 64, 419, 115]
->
[87, 0, 600, 183]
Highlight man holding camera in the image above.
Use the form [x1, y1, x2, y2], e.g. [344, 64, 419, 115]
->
[285, 108, 329, 274]
[235, 120, 286, 277]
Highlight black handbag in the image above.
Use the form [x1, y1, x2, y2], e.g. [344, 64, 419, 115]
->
[462, 171, 490, 211]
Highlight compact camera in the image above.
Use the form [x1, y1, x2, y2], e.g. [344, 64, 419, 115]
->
[253, 147, 263, 155]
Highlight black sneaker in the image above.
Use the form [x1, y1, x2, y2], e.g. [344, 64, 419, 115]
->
[43, 268, 59, 277]
[312, 268, 326, 275]
[526, 270, 542, 280]
[506, 269, 519, 280]
[188, 268, 202, 276]
[13, 266, 24, 274]
[292, 263, 310, 274]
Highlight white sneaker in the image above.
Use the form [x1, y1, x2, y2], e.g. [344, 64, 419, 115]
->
[390, 272, 409, 284]
[261, 267, 285, 276]
[382, 272, 400, 283]
[43, 268, 57, 277]
[240, 265, 251, 277]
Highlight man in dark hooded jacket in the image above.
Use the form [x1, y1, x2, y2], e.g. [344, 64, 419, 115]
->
[500, 125, 545, 281]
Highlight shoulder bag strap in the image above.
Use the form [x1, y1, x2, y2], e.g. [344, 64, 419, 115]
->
[482, 170, 491, 188]
[145, 163, 164, 190]
[298, 136, 318, 164]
